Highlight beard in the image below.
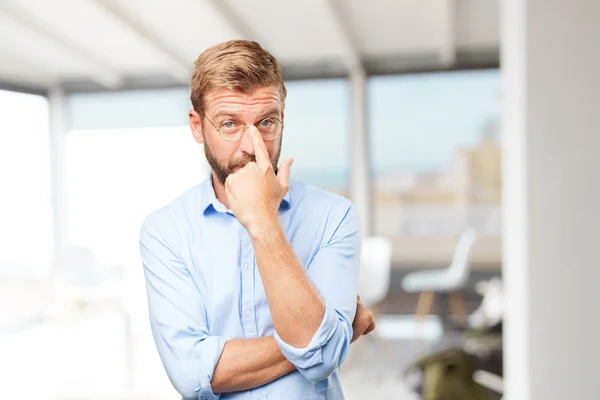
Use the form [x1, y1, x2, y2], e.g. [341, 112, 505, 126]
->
[203, 136, 282, 186]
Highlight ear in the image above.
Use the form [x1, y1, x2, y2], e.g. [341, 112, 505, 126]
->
[189, 109, 204, 145]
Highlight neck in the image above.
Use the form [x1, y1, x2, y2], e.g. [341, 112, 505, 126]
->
[211, 171, 230, 209]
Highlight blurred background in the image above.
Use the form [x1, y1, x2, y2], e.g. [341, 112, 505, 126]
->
[0, 1, 598, 399]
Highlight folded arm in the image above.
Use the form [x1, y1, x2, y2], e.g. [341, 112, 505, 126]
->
[211, 336, 294, 393]
[250, 201, 360, 381]
[140, 214, 295, 400]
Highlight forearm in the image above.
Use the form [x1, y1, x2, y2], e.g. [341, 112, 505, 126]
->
[211, 336, 295, 393]
[249, 219, 325, 348]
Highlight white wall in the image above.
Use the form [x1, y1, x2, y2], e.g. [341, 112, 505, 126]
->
[502, 1, 600, 399]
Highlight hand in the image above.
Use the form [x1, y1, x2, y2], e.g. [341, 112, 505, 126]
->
[224, 128, 293, 232]
[351, 296, 375, 343]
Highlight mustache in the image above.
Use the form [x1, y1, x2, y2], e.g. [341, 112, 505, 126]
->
[227, 155, 279, 174]
[228, 155, 256, 169]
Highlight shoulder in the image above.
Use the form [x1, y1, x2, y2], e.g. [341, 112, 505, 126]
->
[289, 179, 359, 236]
[140, 182, 205, 239]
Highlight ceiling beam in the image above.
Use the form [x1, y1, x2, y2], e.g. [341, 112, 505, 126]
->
[204, 0, 258, 41]
[440, 0, 457, 66]
[0, 2, 122, 89]
[94, 0, 192, 84]
[58, 49, 500, 94]
[324, 0, 363, 75]
[0, 79, 47, 96]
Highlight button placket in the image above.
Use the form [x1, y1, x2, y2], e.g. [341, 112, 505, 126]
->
[240, 229, 256, 336]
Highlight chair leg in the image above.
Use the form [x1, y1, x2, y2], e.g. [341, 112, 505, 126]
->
[449, 291, 467, 325]
[416, 291, 434, 318]
[415, 291, 434, 340]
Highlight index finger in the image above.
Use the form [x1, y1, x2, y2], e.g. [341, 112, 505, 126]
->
[249, 128, 270, 168]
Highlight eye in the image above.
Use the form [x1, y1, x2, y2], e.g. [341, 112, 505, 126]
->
[260, 119, 274, 128]
[221, 120, 240, 132]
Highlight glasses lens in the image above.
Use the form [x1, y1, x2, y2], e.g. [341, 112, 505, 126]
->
[218, 119, 282, 142]
[219, 120, 243, 142]
[258, 119, 282, 140]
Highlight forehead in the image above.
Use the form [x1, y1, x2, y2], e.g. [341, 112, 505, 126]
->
[204, 86, 282, 116]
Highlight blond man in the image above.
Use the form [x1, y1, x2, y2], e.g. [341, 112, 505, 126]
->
[139, 40, 375, 400]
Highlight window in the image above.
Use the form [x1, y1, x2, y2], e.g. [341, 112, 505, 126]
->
[64, 80, 351, 266]
[65, 127, 209, 268]
[369, 70, 501, 265]
[279, 79, 350, 197]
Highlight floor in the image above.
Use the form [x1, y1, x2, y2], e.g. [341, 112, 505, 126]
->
[0, 310, 447, 400]
[340, 315, 445, 400]
[0, 275, 490, 400]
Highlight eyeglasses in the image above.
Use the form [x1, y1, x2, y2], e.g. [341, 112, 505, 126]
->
[203, 115, 283, 143]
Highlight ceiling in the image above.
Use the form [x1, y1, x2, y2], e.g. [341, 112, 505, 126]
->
[0, 0, 499, 94]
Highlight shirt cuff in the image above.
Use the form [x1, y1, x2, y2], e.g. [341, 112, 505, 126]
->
[273, 304, 339, 370]
[194, 336, 226, 400]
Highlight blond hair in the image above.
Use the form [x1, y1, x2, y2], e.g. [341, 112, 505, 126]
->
[190, 40, 287, 115]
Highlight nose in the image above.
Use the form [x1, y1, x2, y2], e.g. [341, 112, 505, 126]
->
[237, 125, 256, 155]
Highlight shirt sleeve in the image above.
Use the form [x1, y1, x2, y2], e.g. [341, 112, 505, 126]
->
[273, 201, 360, 382]
[140, 213, 225, 400]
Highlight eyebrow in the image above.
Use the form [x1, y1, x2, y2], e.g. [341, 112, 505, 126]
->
[258, 107, 282, 119]
[212, 107, 281, 121]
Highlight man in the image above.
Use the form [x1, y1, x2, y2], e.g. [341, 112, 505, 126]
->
[139, 40, 375, 400]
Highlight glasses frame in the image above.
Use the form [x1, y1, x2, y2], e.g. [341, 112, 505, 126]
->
[203, 114, 283, 143]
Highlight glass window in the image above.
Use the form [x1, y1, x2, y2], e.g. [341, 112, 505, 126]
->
[279, 79, 350, 197]
[65, 79, 350, 267]
[65, 127, 209, 268]
[369, 70, 501, 264]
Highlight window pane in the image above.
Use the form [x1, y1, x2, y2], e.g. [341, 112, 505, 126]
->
[279, 79, 349, 196]
[65, 127, 209, 268]
[369, 70, 501, 265]
[0, 90, 52, 278]
[65, 79, 350, 266]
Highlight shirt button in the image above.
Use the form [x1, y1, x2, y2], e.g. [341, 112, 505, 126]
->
[245, 310, 252, 318]
[244, 264, 250, 271]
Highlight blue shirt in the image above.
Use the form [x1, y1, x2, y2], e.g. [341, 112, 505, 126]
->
[139, 176, 360, 400]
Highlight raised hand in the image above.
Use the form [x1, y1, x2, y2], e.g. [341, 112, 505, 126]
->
[225, 127, 293, 233]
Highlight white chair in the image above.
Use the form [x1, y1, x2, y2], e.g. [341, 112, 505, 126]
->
[468, 277, 504, 330]
[358, 236, 393, 311]
[401, 229, 478, 324]
[349, 236, 393, 374]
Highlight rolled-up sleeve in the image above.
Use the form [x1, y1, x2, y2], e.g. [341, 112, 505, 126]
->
[140, 213, 225, 400]
[274, 201, 360, 382]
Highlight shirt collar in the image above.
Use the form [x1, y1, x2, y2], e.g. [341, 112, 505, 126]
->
[201, 173, 292, 215]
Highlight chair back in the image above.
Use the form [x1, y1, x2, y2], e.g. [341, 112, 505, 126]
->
[358, 236, 393, 308]
[448, 229, 478, 284]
